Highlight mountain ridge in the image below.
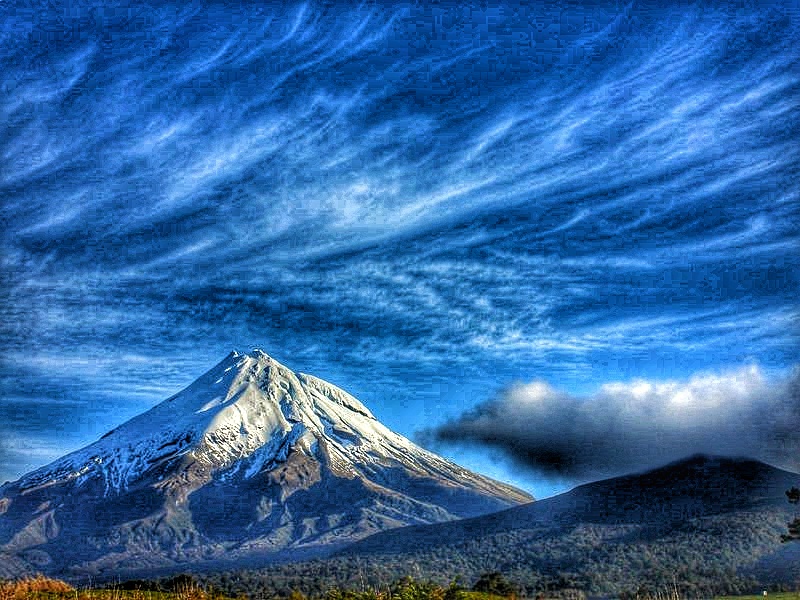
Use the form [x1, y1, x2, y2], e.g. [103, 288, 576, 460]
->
[339, 453, 799, 557]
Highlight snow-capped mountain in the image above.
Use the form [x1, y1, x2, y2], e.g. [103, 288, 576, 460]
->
[0, 350, 531, 578]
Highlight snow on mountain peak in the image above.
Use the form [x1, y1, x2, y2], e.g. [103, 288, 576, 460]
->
[14, 350, 426, 495]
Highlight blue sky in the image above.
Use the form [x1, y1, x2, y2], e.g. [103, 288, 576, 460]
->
[1, 1, 798, 498]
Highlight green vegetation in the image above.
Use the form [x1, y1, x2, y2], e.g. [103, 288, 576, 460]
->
[471, 573, 516, 598]
[2, 574, 799, 600]
[783, 487, 800, 543]
[194, 509, 797, 598]
[0, 575, 534, 600]
[322, 576, 517, 600]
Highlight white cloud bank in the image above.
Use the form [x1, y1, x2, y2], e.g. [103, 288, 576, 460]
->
[426, 365, 800, 479]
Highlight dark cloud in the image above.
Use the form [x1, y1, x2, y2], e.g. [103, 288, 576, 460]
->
[423, 366, 800, 480]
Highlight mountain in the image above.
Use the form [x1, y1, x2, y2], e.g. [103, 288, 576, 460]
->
[0, 350, 530, 579]
[343, 454, 798, 555]
[208, 455, 800, 598]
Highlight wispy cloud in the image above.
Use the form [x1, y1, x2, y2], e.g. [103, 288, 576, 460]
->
[0, 2, 797, 484]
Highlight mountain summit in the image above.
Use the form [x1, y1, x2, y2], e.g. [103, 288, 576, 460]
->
[0, 350, 530, 578]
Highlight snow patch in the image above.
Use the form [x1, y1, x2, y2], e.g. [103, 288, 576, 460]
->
[197, 396, 225, 413]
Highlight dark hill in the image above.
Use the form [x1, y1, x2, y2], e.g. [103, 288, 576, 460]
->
[202, 455, 800, 598]
[343, 454, 797, 556]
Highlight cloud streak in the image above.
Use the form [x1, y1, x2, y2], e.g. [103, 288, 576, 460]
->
[424, 365, 800, 480]
[0, 1, 798, 484]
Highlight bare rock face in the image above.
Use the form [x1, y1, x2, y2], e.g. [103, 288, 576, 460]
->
[0, 350, 531, 578]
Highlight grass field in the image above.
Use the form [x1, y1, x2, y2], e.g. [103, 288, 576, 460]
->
[2, 576, 798, 600]
[717, 594, 800, 600]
